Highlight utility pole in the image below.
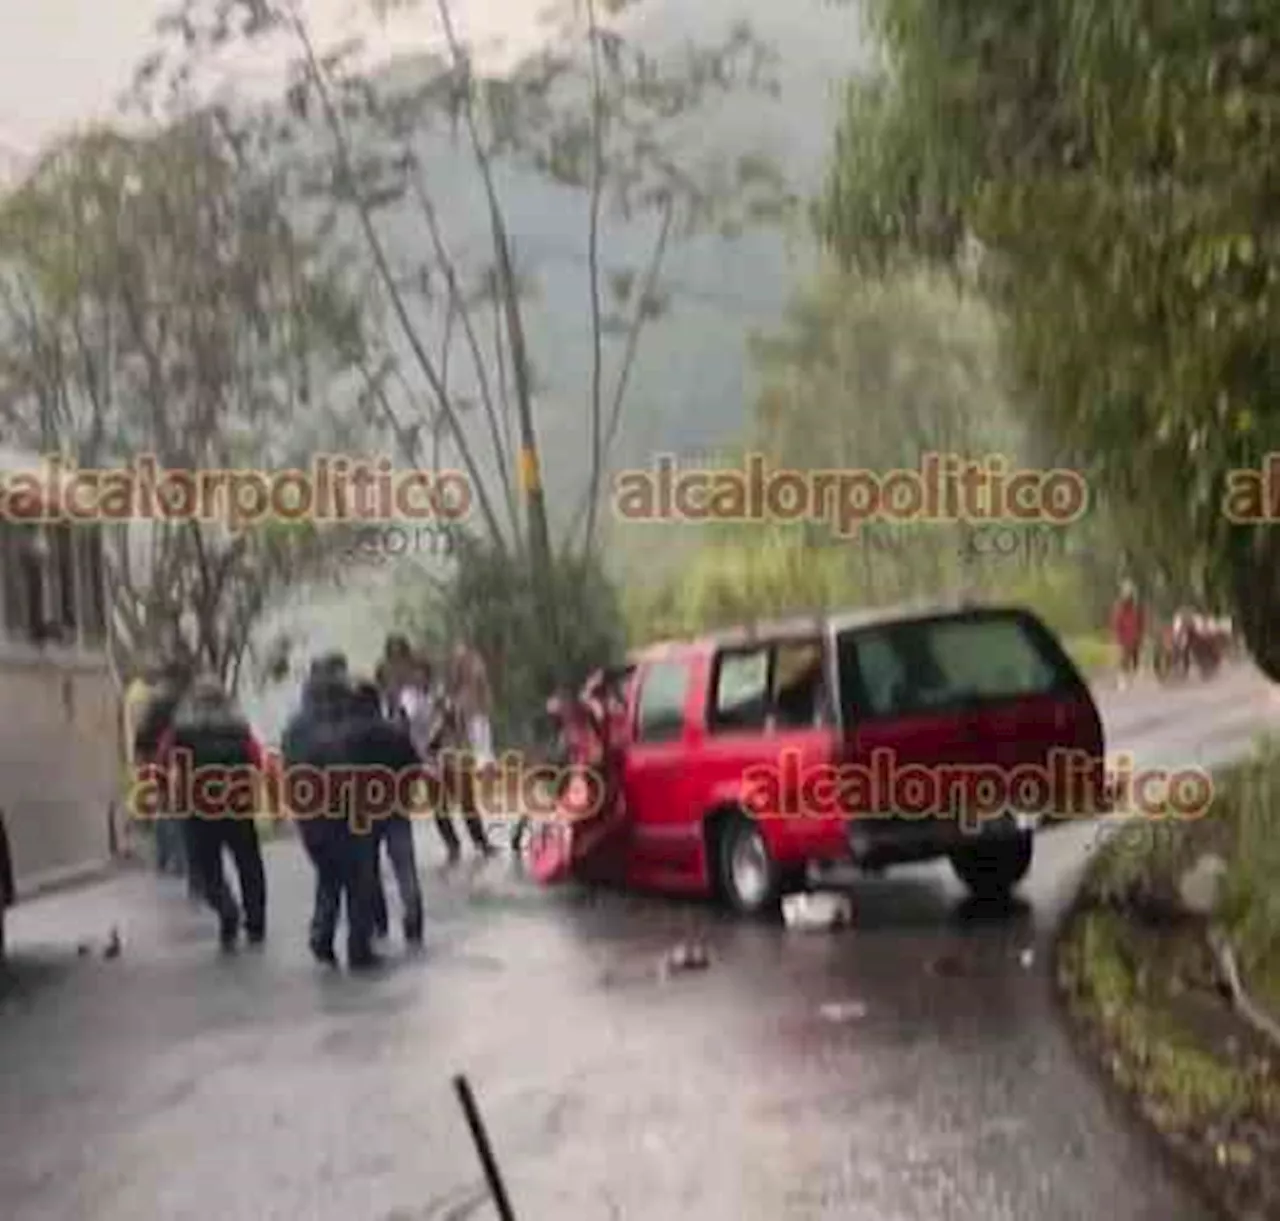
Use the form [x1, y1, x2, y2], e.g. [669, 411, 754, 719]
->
[492, 208, 561, 671]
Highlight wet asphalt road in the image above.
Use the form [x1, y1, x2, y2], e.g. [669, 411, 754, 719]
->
[2, 667, 1278, 1221]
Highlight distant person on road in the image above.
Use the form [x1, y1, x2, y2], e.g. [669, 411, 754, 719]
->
[155, 676, 271, 951]
[347, 680, 425, 948]
[282, 660, 380, 970]
[1110, 580, 1145, 689]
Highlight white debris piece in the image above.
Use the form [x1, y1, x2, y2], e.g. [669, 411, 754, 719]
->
[660, 940, 710, 977]
[818, 1000, 867, 1022]
[782, 892, 853, 931]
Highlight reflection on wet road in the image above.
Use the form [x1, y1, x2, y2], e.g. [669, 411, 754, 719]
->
[1, 668, 1274, 1220]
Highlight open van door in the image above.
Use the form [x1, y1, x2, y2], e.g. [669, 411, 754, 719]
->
[528, 666, 636, 884]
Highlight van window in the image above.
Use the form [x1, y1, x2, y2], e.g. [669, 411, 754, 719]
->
[837, 611, 1079, 720]
[635, 659, 692, 743]
[710, 648, 769, 732]
[772, 640, 828, 728]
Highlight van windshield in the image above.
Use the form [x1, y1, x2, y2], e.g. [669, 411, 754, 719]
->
[836, 611, 1083, 721]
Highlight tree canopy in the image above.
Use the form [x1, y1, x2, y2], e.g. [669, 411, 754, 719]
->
[815, 0, 1280, 674]
[0, 118, 362, 686]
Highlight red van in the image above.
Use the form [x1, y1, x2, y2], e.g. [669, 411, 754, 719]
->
[558, 602, 1106, 915]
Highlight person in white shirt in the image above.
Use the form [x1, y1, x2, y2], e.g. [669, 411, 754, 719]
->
[402, 655, 492, 863]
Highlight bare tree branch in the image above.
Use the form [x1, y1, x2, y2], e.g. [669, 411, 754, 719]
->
[286, 5, 508, 551]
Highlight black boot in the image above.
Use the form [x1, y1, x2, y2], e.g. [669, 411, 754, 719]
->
[218, 911, 240, 951]
[309, 937, 338, 966]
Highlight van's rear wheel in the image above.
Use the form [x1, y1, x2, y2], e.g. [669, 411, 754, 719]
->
[718, 813, 782, 917]
[950, 833, 1033, 900]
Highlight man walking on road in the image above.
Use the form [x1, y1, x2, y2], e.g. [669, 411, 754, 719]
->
[442, 642, 496, 861]
[347, 680, 425, 948]
[157, 677, 271, 951]
[282, 659, 380, 970]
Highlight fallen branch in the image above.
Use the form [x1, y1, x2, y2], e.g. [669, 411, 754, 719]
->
[1208, 926, 1280, 1052]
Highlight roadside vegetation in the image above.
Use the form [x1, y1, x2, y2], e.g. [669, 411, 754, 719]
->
[1059, 744, 1280, 1215]
[803, 1, 1280, 1206]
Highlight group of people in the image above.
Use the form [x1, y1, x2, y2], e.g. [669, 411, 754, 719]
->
[1109, 580, 1235, 687]
[128, 634, 502, 970]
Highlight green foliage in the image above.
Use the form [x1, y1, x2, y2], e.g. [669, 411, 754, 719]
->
[394, 532, 627, 746]
[626, 262, 1135, 647]
[624, 529, 855, 643]
[816, 0, 1280, 675]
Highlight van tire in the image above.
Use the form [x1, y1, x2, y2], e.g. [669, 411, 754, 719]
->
[950, 833, 1033, 899]
[717, 813, 782, 918]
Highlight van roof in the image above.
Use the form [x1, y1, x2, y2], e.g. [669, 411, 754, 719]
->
[629, 598, 1028, 661]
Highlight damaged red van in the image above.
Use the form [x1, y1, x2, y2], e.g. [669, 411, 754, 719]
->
[544, 601, 1107, 916]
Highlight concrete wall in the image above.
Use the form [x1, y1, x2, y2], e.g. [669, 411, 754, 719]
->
[0, 649, 118, 895]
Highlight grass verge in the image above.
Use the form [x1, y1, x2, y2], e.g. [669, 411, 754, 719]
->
[1065, 633, 1119, 676]
[1056, 745, 1280, 1218]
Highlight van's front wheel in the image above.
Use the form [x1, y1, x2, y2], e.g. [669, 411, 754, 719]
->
[718, 813, 782, 917]
[950, 833, 1033, 900]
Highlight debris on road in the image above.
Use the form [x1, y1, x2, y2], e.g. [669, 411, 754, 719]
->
[818, 1000, 867, 1023]
[103, 927, 121, 960]
[782, 892, 853, 931]
[1019, 948, 1035, 969]
[926, 952, 966, 977]
[659, 940, 710, 977]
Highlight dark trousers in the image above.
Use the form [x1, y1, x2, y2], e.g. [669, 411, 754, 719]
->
[433, 758, 491, 857]
[302, 826, 377, 961]
[184, 817, 266, 936]
[372, 815, 424, 940]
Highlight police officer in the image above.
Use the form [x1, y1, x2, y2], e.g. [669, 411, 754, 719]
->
[281, 658, 379, 970]
[160, 676, 269, 950]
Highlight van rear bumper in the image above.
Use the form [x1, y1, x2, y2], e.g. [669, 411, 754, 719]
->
[847, 812, 1035, 869]
[769, 810, 1036, 872]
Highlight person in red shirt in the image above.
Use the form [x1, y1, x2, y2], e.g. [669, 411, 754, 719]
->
[1110, 580, 1146, 688]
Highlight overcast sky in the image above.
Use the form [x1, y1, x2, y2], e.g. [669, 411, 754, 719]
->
[0, 0, 549, 155]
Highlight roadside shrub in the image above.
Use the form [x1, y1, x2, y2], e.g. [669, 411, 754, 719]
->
[395, 534, 627, 750]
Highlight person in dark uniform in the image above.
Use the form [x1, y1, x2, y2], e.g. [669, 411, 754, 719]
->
[155, 676, 269, 950]
[281, 659, 380, 970]
[346, 681, 425, 947]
